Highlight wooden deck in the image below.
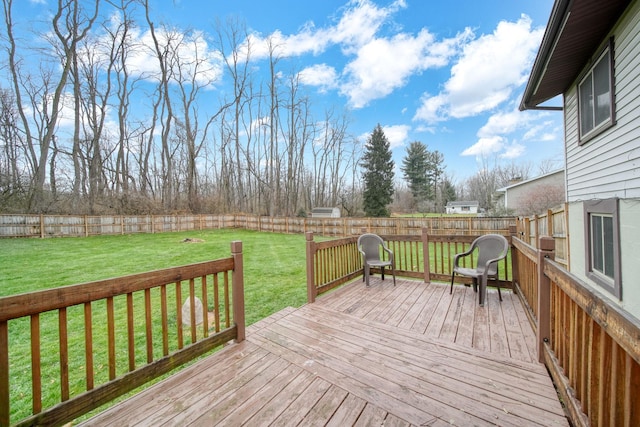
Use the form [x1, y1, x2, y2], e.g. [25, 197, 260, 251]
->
[82, 279, 568, 426]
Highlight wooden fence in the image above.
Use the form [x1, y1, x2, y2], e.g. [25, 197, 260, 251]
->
[0, 242, 245, 427]
[516, 203, 569, 268]
[0, 213, 514, 239]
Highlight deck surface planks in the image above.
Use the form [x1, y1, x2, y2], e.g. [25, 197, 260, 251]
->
[83, 279, 568, 426]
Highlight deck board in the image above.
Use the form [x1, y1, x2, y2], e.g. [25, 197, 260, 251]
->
[82, 279, 568, 426]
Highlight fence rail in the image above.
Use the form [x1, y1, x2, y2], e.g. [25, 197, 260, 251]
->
[0, 213, 514, 239]
[0, 242, 245, 427]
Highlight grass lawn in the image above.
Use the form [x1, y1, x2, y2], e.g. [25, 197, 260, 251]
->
[0, 229, 315, 423]
[0, 229, 310, 324]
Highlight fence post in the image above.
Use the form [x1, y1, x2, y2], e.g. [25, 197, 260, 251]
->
[306, 232, 317, 303]
[422, 228, 431, 283]
[509, 226, 519, 293]
[536, 236, 555, 363]
[231, 240, 245, 342]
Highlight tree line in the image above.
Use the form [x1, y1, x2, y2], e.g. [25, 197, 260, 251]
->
[0, 0, 364, 216]
[0, 1, 558, 217]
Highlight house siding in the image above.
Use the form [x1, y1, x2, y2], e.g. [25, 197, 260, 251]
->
[568, 200, 640, 318]
[564, 0, 640, 320]
[503, 171, 565, 215]
[565, 0, 640, 201]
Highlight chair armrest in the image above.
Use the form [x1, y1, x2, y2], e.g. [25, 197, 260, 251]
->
[480, 254, 508, 278]
[452, 245, 475, 267]
[382, 245, 394, 262]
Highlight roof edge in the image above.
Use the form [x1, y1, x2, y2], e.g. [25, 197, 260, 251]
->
[519, 0, 572, 111]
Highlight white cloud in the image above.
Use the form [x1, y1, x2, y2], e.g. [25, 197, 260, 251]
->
[477, 110, 528, 138]
[247, 0, 469, 108]
[501, 143, 526, 159]
[463, 107, 563, 161]
[340, 28, 470, 108]
[248, 0, 403, 60]
[358, 123, 410, 150]
[382, 124, 410, 149]
[414, 15, 544, 123]
[299, 64, 338, 92]
[461, 136, 504, 157]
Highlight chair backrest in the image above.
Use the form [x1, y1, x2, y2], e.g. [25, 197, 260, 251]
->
[474, 234, 509, 272]
[358, 233, 385, 262]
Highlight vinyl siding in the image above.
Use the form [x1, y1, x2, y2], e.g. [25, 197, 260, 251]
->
[565, 0, 640, 201]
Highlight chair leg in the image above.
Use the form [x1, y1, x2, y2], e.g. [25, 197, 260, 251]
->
[497, 281, 502, 301]
[479, 277, 486, 306]
[381, 266, 385, 281]
[364, 264, 370, 287]
[450, 272, 455, 294]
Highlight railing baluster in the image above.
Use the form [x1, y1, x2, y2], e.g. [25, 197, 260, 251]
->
[202, 276, 209, 338]
[106, 297, 116, 380]
[28, 315, 42, 414]
[59, 307, 69, 401]
[0, 321, 8, 426]
[224, 271, 230, 328]
[144, 288, 153, 363]
[160, 285, 169, 356]
[176, 281, 183, 349]
[189, 278, 197, 344]
[126, 293, 135, 371]
[84, 302, 94, 390]
[214, 274, 220, 332]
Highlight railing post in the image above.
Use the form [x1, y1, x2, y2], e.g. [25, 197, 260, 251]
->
[306, 232, 317, 303]
[0, 321, 8, 426]
[231, 241, 245, 342]
[536, 236, 555, 363]
[509, 225, 519, 293]
[422, 228, 431, 283]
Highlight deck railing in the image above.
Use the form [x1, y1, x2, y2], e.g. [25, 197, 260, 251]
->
[511, 235, 640, 426]
[305, 229, 512, 303]
[307, 229, 640, 426]
[0, 241, 245, 427]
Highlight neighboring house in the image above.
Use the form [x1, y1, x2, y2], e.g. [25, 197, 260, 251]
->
[310, 207, 341, 218]
[494, 169, 565, 216]
[521, 0, 640, 319]
[445, 201, 479, 215]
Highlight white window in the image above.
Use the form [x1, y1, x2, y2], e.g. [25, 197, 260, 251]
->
[590, 213, 614, 278]
[578, 39, 615, 143]
[584, 199, 621, 298]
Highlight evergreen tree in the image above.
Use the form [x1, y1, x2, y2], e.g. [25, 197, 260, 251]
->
[401, 141, 432, 204]
[440, 177, 457, 208]
[361, 124, 394, 217]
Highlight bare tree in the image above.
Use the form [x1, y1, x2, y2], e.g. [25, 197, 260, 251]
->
[2, 0, 98, 211]
[216, 17, 252, 212]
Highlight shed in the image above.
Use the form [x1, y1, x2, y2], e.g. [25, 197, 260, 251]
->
[311, 207, 341, 218]
[445, 201, 479, 215]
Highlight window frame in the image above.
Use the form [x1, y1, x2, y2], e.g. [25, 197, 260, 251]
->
[577, 37, 616, 145]
[583, 198, 621, 299]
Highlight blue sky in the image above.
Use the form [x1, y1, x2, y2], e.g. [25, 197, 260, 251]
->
[20, 0, 564, 185]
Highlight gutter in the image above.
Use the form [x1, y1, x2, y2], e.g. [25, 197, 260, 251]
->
[519, 0, 572, 111]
